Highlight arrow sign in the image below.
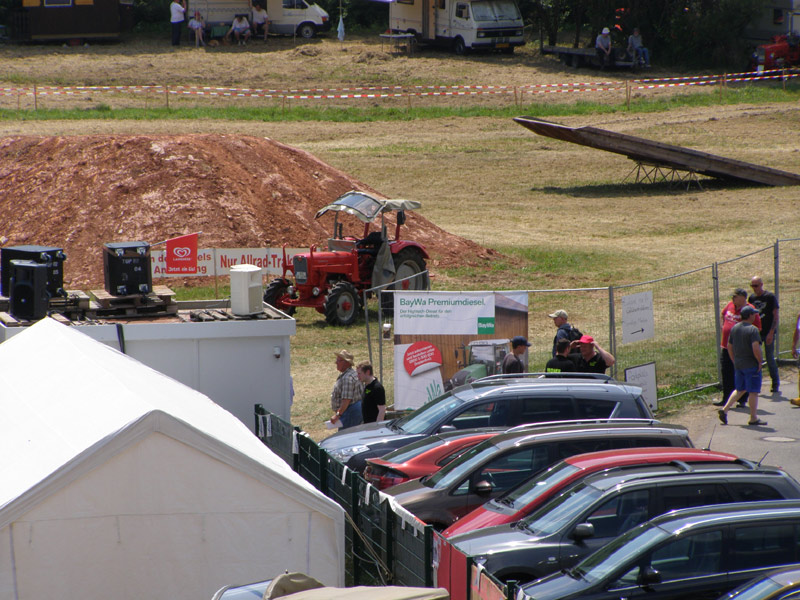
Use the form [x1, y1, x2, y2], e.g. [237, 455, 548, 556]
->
[621, 290, 655, 344]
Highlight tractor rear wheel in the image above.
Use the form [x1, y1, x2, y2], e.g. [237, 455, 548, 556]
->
[381, 248, 429, 314]
[263, 278, 296, 316]
[324, 281, 361, 326]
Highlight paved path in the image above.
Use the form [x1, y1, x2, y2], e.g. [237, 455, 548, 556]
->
[673, 369, 800, 480]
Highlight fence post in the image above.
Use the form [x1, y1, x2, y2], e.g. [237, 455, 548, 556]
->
[385, 500, 395, 583]
[712, 262, 722, 385]
[608, 286, 617, 379]
[351, 476, 362, 585]
[424, 524, 434, 587]
[774, 239, 780, 355]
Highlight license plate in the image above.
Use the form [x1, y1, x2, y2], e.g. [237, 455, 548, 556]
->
[496, 42, 509, 48]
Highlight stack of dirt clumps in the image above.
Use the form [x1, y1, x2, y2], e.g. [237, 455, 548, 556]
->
[0, 134, 496, 289]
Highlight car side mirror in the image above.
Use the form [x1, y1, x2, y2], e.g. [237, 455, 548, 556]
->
[571, 522, 595, 540]
[638, 566, 662, 586]
[439, 425, 457, 433]
[397, 211, 406, 226]
[474, 480, 493, 495]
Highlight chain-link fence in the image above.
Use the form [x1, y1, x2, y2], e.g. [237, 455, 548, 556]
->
[369, 239, 800, 404]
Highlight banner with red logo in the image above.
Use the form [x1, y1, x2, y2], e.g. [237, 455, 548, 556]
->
[165, 233, 199, 274]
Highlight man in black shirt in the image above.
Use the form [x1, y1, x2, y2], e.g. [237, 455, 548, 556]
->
[357, 361, 386, 423]
[545, 339, 576, 373]
[749, 275, 780, 392]
[571, 335, 615, 374]
[502, 336, 530, 374]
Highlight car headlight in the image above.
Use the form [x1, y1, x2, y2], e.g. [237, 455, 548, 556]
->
[328, 445, 370, 462]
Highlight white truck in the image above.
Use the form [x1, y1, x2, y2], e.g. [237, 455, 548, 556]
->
[189, 0, 331, 38]
[390, 0, 524, 54]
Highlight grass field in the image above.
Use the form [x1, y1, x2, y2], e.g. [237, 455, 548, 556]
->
[3, 34, 800, 439]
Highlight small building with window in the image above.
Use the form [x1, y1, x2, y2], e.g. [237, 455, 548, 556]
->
[10, 0, 133, 42]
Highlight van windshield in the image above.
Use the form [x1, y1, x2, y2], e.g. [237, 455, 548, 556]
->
[471, 0, 520, 22]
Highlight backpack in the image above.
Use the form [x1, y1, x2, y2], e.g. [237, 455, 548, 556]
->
[567, 325, 583, 342]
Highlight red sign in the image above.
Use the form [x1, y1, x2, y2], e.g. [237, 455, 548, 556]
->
[403, 341, 443, 377]
[165, 233, 199, 274]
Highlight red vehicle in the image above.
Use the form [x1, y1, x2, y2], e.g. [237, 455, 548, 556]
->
[264, 190, 429, 326]
[441, 446, 740, 538]
[752, 32, 800, 71]
[364, 429, 500, 490]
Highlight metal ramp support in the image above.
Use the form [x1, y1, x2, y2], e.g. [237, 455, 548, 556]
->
[623, 162, 703, 190]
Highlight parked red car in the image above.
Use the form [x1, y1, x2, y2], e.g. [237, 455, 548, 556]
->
[442, 446, 740, 537]
[364, 429, 500, 490]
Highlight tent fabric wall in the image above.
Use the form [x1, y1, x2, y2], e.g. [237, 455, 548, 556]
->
[0, 318, 345, 600]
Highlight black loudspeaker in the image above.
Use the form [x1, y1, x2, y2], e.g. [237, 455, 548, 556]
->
[103, 242, 152, 296]
[1, 245, 67, 298]
[9, 260, 50, 320]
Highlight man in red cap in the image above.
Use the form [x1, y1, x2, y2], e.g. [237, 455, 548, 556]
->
[570, 334, 615, 373]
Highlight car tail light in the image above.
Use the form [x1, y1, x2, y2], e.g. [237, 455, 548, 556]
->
[364, 464, 409, 490]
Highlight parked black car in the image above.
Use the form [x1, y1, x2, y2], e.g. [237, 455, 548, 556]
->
[451, 462, 800, 584]
[319, 374, 654, 471]
[385, 421, 692, 529]
[517, 501, 800, 600]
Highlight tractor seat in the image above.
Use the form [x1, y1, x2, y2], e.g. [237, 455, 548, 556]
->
[356, 231, 385, 256]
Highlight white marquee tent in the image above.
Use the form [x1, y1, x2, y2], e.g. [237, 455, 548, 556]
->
[0, 318, 344, 600]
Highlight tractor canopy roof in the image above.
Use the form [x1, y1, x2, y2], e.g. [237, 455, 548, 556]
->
[315, 190, 421, 223]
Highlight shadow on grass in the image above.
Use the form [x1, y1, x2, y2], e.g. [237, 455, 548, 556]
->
[533, 178, 767, 198]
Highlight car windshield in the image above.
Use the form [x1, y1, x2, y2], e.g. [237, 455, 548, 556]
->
[726, 577, 784, 600]
[425, 441, 500, 489]
[471, 0, 520, 21]
[572, 523, 670, 584]
[379, 435, 445, 463]
[393, 390, 464, 435]
[493, 462, 581, 509]
[520, 482, 603, 537]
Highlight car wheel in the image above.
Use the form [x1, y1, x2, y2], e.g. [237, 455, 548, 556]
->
[297, 23, 316, 38]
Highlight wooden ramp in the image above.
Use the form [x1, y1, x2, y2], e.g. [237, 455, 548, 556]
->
[514, 117, 800, 186]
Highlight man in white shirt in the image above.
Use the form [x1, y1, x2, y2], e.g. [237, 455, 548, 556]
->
[251, 1, 270, 41]
[170, 0, 186, 46]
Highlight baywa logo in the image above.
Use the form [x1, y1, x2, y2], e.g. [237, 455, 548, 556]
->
[477, 317, 495, 334]
[172, 247, 192, 259]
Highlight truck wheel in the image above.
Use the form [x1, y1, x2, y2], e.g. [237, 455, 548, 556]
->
[453, 37, 467, 55]
[381, 248, 429, 314]
[263, 278, 296, 316]
[297, 23, 316, 38]
[324, 281, 361, 326]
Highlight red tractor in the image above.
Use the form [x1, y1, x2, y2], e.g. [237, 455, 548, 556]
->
[264, 190, 430, 326]
[752, 32, 800, 71]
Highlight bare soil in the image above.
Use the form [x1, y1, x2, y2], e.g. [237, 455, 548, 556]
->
[0, 134, 495, 288]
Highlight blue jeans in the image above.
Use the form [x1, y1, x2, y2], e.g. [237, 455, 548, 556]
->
[340, 400, 363, 429]
[634, 47, 650, 65]
[763, 337, 779, 388]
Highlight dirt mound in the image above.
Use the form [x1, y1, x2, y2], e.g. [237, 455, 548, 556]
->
[0, 134, 496, 289]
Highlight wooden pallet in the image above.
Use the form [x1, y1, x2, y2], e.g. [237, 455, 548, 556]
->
[181, 308, 271, 322]
[87, 286, 177, 318]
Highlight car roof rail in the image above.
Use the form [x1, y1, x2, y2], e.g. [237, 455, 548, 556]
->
[735, 457, 758, 470]
[504, 418, 659, 433]
[477, 372, 615, 383]
[668, 460, 694, 472]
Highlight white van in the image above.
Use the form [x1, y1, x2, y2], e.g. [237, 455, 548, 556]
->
[390, 0, 524, 54]
[190, 0, 331, 38]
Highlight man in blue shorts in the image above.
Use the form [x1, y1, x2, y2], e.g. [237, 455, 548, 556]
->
[719, 305, 766, 426]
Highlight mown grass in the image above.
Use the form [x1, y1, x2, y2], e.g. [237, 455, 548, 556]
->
[1, 84, 798, 122]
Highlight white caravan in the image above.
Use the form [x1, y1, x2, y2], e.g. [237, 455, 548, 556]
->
[390, 0, 524, 54]
[189, 0, 331, 38]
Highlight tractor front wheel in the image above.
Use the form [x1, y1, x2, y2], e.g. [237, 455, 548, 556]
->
[263, 278, 296, 316]
[324, 281, 361, 326]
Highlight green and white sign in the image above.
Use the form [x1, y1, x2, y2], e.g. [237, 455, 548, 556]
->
[395, 292, 496, 335]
